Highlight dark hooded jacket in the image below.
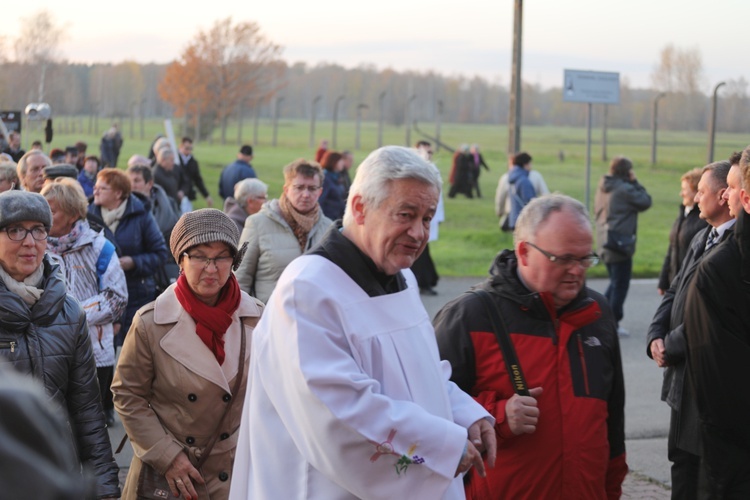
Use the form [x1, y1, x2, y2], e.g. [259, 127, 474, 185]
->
[0, 255, 120, 498]
[594, 175, 652, 264]
[434, 250, 627, 499]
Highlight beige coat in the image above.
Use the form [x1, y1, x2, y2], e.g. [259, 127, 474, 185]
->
[235, 199, 333, 303]
[112, 284, 263, 499]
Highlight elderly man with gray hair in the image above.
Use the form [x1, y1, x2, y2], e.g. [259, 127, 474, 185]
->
[230, 146, 496, 500]
[434, 193, 627, 499]
[16, 150, 50, 193]
[223, 178, 268, 232]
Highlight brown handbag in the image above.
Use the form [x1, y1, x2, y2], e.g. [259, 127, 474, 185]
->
[136, 323, 247, 499]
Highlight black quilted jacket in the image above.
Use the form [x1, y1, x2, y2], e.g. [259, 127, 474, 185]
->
[0, 255, 120, 499]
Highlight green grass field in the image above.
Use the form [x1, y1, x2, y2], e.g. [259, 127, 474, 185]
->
[32, 117, 749, 278]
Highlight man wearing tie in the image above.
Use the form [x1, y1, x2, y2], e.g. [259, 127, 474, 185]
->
[647, 160, 733, 499]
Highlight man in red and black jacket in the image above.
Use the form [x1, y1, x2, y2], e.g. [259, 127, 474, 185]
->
[435, 194, 627, 499]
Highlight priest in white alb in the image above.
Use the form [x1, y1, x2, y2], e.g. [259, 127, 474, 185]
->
[229, 146, 496, 499]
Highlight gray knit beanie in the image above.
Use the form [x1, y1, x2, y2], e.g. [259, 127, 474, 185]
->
[170, 209, 247, 270]
[0, 191, 52, 230]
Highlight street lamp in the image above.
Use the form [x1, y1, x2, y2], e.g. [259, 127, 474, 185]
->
[435, 100, 444, 153]
[405, 94, 416, 146]
[332, 96, 345, 149]
[378, 92, 386, 148]
[707, 82, 726, 163]
[355, 104, 369, 150]
[272, 96, 284, 147]
[309, 95, 322, 149]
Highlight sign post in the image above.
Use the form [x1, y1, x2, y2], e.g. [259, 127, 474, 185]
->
[563, 69, 620, 211]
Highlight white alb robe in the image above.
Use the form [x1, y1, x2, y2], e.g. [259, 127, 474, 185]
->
[229, 255, 491, 500]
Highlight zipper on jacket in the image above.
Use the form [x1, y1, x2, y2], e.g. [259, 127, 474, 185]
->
[551, 318, 560, 345]
[577, 334, 590, 396]
[0, 340, 17, 353]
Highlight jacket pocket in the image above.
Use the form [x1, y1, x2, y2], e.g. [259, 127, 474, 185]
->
[0, 339, 18, 353]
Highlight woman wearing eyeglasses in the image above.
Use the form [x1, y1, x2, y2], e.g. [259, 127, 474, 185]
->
[235, 159, 333, 304]
[0, 190, 120, 498]
[113, 209, 264, 500]
[88, 168, 169, 346]
[42, 179, 128, 428]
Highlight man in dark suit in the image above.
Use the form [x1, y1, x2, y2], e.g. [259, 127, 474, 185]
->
[647, 160, 733, 500]
[684, 149, 750, 497]
[178, 137, 213, 208]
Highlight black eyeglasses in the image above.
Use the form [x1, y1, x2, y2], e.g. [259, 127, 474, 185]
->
[525, 241, 599, 269]
[5, 226, 48, 241]
[182, 252, 233, 269]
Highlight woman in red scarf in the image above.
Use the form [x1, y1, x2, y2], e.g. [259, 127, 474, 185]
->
[112, 209, 264, 500]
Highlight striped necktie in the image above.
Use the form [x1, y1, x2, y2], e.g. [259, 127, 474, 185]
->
[704, 227, 720, 252]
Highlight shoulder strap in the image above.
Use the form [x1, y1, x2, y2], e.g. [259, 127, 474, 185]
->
[471, 289, 530, 396]
[96, 239, 116, 290]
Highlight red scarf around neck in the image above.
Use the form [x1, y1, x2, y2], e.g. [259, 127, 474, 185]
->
[173, 273, 241, 365]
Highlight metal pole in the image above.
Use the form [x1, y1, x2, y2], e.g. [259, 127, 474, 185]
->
[309, 96, 322, 149]
[585, 102, 592, 212]
[332, 96, 345, 149]
[272, 97, 284, 147]
[378, 92, 386, 148]
[507, 0, 523, 154]
[435, 100, 443, 153]
[405, 95, 416, 146]
[139, 99, 145, 140]
[601, 104, 608, 162]
[355, 104, 368, 150]
[650, 92, 666, 165]
[707, 82, 726, 163]
[253, 105, 260, 146]
[237, 101, 244, 145]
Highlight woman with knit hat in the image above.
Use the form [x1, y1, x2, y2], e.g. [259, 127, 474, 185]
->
[0, 190, 120, 498]
[234, 158, 333, 303]
[112, 209, 264, 500]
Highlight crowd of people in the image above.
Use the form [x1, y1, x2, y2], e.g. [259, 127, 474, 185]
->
[1, 129, 750, 500]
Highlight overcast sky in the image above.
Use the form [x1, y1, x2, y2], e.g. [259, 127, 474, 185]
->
[6, 0, 747, 91]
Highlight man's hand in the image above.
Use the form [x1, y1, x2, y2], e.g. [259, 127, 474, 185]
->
[205, 195, 214, 207]
[657, 288, 665, 296]
[455, 441, 485, 478]
[650, 338, 666, 367]
[505, 387, 543, 435]
[467, 418, 497, 468]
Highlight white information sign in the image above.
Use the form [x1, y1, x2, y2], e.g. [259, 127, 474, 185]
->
[563, 70, 620, 104]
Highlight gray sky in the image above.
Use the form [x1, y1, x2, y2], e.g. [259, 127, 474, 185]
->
[7, 0, 746, 91]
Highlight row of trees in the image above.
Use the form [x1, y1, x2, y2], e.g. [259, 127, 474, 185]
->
[1, 14, 749, 140]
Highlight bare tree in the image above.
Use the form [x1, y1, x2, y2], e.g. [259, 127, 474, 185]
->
[13, 9, 67, 102]
[158, 18, 284, 140]
[650, 44, 706, 130]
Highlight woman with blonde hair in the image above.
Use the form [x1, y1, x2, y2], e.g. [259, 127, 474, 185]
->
[42, 178, 128, 426]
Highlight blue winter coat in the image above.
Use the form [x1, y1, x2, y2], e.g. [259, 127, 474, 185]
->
[219, 159, 256, 199]
[508, 166, 536, 229]
[88, 194, 168, 328]
[319, 170, 346, 220]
